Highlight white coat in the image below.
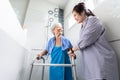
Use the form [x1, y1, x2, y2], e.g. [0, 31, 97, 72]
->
[77, 16, 119, 80]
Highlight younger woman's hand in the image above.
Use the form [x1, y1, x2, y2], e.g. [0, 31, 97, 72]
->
[72, 46, 79, 51]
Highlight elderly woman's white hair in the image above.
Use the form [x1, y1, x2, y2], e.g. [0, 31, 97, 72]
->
[51, 22, 63, 34]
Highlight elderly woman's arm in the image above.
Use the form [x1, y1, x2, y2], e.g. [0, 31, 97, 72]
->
[37, 50, 48, 60]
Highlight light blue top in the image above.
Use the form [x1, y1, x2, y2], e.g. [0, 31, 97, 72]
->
[45, 36, 72, 54]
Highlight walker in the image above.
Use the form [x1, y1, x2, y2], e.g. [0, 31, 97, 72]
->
[29, 56, 77, 80]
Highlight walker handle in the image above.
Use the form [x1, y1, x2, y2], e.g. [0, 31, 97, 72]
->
[36, 56, 45, 63]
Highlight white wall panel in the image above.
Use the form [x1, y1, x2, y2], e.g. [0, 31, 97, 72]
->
[0, 0, 26, 47]
[9, 0, 29, 25]
[94, 0, 120, 41]
[24, 0, 58, 50]
[0, 29, 27, 80]
[0, 1, 29, 80]
[110, 41, 120, 75]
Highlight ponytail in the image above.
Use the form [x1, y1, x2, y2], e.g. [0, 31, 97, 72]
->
[73, 2, 95, 17]
[85, 9, 95, 16]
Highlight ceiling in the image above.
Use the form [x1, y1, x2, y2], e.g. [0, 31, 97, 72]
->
[46, 0, 69, 9]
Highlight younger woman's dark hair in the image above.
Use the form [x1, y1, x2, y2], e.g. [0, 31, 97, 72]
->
[72, 2, 95, 16]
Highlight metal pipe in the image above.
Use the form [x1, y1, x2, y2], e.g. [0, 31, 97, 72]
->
[29, 57, 45, 80]
[40, 57, 45, 80]
[29, 64, 34, 80]
[71, 57, 77, 80]
[29, 56, 77, 80]
[33, 63, 74, 66]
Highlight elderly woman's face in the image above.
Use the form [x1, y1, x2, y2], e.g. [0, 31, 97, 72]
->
[53, 25, 63, 37]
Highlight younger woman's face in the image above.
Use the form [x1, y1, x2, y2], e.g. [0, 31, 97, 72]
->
[72, 11, 85, 23]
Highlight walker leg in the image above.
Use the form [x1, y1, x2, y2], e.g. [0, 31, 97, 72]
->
[41, 66, 45, 80]
[72, 57, 77, 80]
[73, 65, 77, 80]
[29, 64, 34, 80]
[40, 57, 45, 80]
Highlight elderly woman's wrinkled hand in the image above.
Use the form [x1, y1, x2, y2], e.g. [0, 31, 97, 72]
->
[68, 50, 76, 59]
[36, 53, 42, 60]
[69, 53, 76, 59]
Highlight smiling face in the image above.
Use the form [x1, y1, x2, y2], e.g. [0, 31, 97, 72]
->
[53, 24, 63, 37]
[72, 11, 86, 23]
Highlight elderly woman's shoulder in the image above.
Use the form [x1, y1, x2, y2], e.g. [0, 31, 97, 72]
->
[61, 36, 71, 42]
[48, 37, 55, 42]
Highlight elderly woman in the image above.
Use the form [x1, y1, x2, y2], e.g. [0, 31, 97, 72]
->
[37, 23, 74, 80]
